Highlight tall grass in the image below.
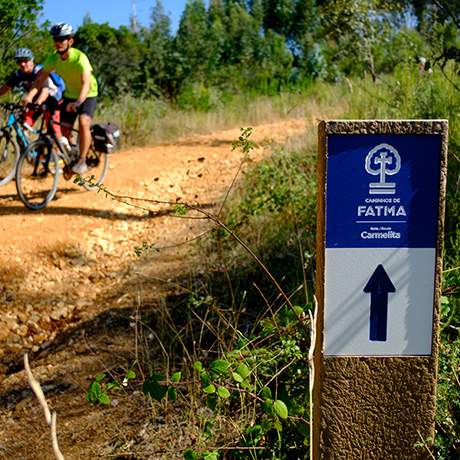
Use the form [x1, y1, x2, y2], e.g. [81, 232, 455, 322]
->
[95, 82, 348, 147]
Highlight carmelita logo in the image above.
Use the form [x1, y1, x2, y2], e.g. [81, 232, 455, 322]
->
[365, 143, 401, 195]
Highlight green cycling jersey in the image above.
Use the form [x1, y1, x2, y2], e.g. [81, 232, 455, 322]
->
[43, 48, 98, 99]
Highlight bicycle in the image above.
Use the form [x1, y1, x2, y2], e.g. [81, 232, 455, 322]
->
[0, 102, 38, 185]
[15, 104, 109, 210]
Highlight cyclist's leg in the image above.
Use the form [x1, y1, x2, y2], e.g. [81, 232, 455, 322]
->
[78, 114, 91, 164]
[60, 98, 77, 141]
[73, 97, 97, 174]
[45, 97, 62, 139]
[23, 107, 35, 129]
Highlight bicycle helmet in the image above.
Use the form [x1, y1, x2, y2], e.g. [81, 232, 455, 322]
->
[15, 48, 34, 61]
[50, 22, 74, 38]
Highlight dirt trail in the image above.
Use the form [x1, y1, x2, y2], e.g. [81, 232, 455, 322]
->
[0, 118, 308, 459]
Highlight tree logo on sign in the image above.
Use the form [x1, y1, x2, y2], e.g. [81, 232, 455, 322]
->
[365, 143, 401, 195]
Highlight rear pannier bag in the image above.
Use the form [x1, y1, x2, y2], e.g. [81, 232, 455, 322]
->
[91, 122, 120, 153]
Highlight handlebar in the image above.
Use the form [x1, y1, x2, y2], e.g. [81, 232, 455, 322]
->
[0, 102, 24, 113]
[0, 101, 47, 113]
[25, 102, 44, 112]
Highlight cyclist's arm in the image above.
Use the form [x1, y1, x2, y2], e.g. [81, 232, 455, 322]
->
[23, 69, 50, 105]
[24, 86, 39, 104]
[78, 69, 91, 105]
[33, 74, 55, 105]
[35, 87, 50, 106]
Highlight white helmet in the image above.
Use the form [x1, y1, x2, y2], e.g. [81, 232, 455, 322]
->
[15, 48, 34, 61]
[50, 22, 74, 38]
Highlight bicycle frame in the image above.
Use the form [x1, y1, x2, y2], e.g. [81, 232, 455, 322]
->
[43, 118, 80, 168]
[0, 103, 41, 151]
[7, 112, 30, 149]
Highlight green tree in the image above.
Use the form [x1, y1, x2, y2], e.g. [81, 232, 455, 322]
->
[413, 1, 460, 69]
[262, 0, 296, 38]
[140, 0, 174, 97]
[74, 21, 143, 98]
[205, 0, 227, 78]
[257, 29, 294, 92]
[319, 0, 408, 80]
[0, 0, 44, 80]
[291, 0, 323, 77]
[224, 1, 259, 66]
[174, 0, 209, 83]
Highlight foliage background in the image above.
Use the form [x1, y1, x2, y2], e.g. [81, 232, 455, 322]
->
[0, 0, 459, 458]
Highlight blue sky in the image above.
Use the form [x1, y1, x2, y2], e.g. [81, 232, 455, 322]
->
[41, 0, 190, 32]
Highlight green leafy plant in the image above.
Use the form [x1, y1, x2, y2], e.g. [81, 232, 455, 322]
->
[133, 240, 158, 257]
[143, 371, 182, 402]
[86, 370, 136, 405]
[142, 298, 310, 459]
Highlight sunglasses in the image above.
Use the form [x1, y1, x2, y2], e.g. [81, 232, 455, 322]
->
[53, 36, 70, 43]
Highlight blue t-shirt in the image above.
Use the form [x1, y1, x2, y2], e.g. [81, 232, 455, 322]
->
[6, 64, 65, 101]
[6, 64, 42, 92]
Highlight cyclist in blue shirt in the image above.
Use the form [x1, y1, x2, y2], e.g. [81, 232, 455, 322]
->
[0, 48, 64, 138]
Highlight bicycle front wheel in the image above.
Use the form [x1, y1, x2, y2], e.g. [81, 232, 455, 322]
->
[83, 148, 109, 191]
[0, 130, 20, 185]
[15, 139, 60, 210]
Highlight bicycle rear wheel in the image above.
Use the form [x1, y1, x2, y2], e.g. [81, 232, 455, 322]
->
[15, 139, 60, 210]
[0, 130, 20, 185]
[83, 147, 109, 191]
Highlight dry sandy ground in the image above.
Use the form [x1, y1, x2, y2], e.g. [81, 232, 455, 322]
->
[0, 118, 309, 459]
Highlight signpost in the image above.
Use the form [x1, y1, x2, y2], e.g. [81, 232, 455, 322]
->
[313, 120, 448, 459]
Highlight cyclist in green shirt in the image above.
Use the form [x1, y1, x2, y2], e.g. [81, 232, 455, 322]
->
[26, 22, 98, 174]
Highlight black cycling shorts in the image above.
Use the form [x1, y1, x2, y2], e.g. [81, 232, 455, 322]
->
[61, 96, 97, 127]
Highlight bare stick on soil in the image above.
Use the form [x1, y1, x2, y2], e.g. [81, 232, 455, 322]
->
[24, 353, 65, 460]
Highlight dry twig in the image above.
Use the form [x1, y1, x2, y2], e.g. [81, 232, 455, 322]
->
[24, 353, 65, 460]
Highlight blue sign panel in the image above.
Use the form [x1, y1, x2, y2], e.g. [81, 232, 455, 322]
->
[326, 134, 441, 248]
